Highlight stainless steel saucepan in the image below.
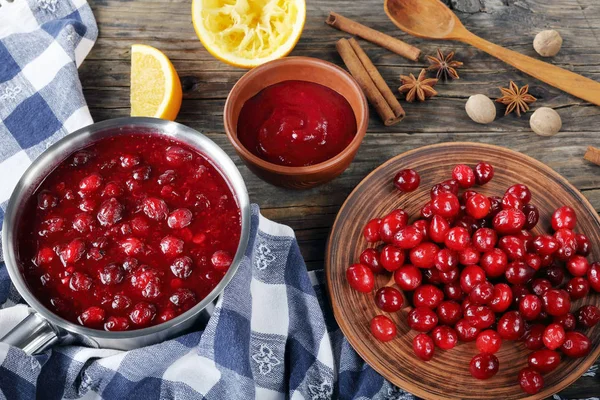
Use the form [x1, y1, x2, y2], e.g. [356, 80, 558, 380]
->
[1, 117, 251, 355]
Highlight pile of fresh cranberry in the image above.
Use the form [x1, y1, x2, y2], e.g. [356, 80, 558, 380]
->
[346, 162, 600, 394]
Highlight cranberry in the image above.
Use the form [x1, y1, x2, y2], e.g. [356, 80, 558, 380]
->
[522, 204, 540, 230]
[143, 197, 169, 221]
[444, 227, 470, 251]
[436, 300, 462, 325]
[363, 218, 381, 242]
[551, 205, 577, 230]
[431, 192, 460, 218]
[412, 333, 435, 361]
[498, 236, 525, 261]
[434, 249, 458, 272]
[99, 263, 124, 285]
[379, 209, 408, 243]
[120, 154, 140, 168]
[78, 306, 105, 327]
[72, 213, 94, 233]
[37, 190, 58, 210]
[132, 165, 151, 181]
[460, 265, 486, 293]
[566, 277, 590, 299]
[35, 247, 55, 265]
[165, 146, 193, 166]
[472, 228, 497, 252]
[375, 287, 404, 312]
[167, 208, 193, 229]
[487, 195, 503, 218]
[159, 235, 184, 257]
[432, 326, 458, 350]
[524, 324, 546, 350]
[493, 208, 526, 235]
[346, 264, 374, 293]
[489, 283, 513, 313]
[531, 279, 552, 297]
[420, 202, 433, 220]
[407, 307, 438, 332]
[566, 255, 589, 277]
[409, 243, 438, 269]
[474, 162, 494, 185]
[588, 262, 600, 292]
[497, 311, 525, 340]
[392, 226, 423, 250]
[358, 248, 382, 274]
[104, 316, 130, 331]
[469, 353, 499, 380]
[519, 367, 543, 395]
[516, 294, 540, 321]
[158, 309, 177, 323]
[542, 323, 566, 350]
[480, 249, 507, 278]
[59, 238, 86, 265]
[97, 198, 124, 226]
[102, 181, 123, 198]
[469, 281, 494, 305]
[169, 288, 196, 310]
[542, 289, 571, 316]
[528, 349, 561, 373]
[476, 330, 502, 354]
[553, 313, 576, 331]
[450, 164, 474, 189]
[455, 319, 480, 342]
[545, 265, 565, 286]
[39, 217, 65, 236]
[394, 169, 420, 192]
[79, 173, 103, 193]
[129, 302, 157, 326]
[561, 331, 591, 358]
[429, 215, 450, 243]
[430, 180, 459, 197]
[380, 245, 405, 271]
[505, 261, 535, 285]
[462, 190, 478, 204]
[443, 282, 464, 301]
[465, 305, 495, 329]
[413, 284, 443, 308]
[120, 237, 144, 256]
[412, 220, 429, 240]
[394, 265, 422, 291]
[524, 253, 541, 271]
[576, 305, 600, 328]
[170, 256, 193, 279]
[370, 315, 396, 342]
[576, 233, 591, 256]
[506, 184, 531, 204]
[112, 294, 132, 310]
[501, 193, 523, 210]
[439, 267, 459, 284]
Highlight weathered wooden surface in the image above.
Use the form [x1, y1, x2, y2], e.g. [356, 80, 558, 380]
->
[82, 0, 600, 397]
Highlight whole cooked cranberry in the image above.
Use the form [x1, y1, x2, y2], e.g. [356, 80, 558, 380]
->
[363, 218, 381, 242]
[588, 262, 600, 292]
[479, 249, 507, 278]
[143, 197, 169, 221]
[566, 255, 589, 277]
[524, 324, 545, 350]
[346, 264, 374, 293]
[102, 181, 123, 198]
[69, 272, 92, 292]
[370, 315, 396, 342]
[532, 234, 558, 256]
[393, 226, 423, 249]
[543, 323, 566, 350]
[439, 267, 459, 284]
[519, 367, 544, 395]
[476, 330, 502, 354]
[39, 216, 65, 236]
[112, 294, 132, 310]
[120, 237, 144, 256]
[498, 236, 525, 261]
[420, 202, 433, 220]
[443, 282, 464, 301]
[360, 248, 383, 274]
[413, 284, 443, 308]
[434, 249, 458, 272]
[158, 308, 177, 323]
[576, 233, 591, 256]
[412, 220, 429, 240]
[553, 313, 576, 331]
[129, 302, 157, 326]
[561, 331, 591, 358]
[394, 169, 420, 192]
[132, 165, 151, 181]
[505, 261, 535, 285]
[170, 256, 193, 279]
[528, 349, 561, 373]
[375, 287, 404, 312]
[120, 154, 140, 168]
[506, 184, 531, 204]
[566, 277, 590, 299]
[36, 247, 55, 265]
[79, 173, 103, 193]
[432, 326, 458, 350]
[545, 265, 565, 286]
[464, 194, 490, 219]
[104, 316, 130, 331]
[501, 193, 523, 210]
[551, 205, 577, 230]
[167, 208, 193, 229]
[576, 305, 600, 328]
[379, 209, 408, 243]
[380, 245, 405, 271]
[469, 353, 499, 380]
[489, 283, 512, 313]
[458, 247, 480, 266]
[524, 253, 541, 271]
[455, 319, 480, 342]
[37, 190, 58, 210]
[99, 263, 124, 285]
[159, 235, 184, 257]
[469, 281, 494, 305]
[72, 213, 94, 233]
[493, 209, 526, 235]
[157, 170, 177, 186]
[78, 306, 105, 327]
[497, 311, 525, 340]
[169, 288, 196, 310]
[531, 279, 552, 297]
[394, 265, 422, 291]
[407, 307, 438, 332]
[437, 300, 462, 325]
[165, 145, 193, 166]
[445, 227, 470, 251]
[472, 228, 497, 252]
[409, 242, 438, 269]
[464, 305, 495, 329]
[431, 179, 459, 197]
[413, 333, 435, 361]
[59, 238, 86, 265]
[474, 161, 494, 185]
[97, 198, 124, 226]
[429, 215, 450, 243]
[519, 294, 542, 320]
[522, 204, 540, 230]
[460, 265, 486, 294]
[542, 289, 571, 316]
[431, 192, 460, 219]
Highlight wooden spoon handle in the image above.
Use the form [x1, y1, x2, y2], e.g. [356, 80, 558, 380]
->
[459, 31, 600, 106]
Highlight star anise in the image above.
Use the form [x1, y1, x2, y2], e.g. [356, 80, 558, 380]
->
[427, 49, 463, 81]
[496, 81, 537, 116]
[399, 69, 438, 103]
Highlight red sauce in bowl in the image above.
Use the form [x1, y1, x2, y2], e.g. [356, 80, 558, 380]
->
[19, 133, 241, 331]
[237, 80, 357, 167]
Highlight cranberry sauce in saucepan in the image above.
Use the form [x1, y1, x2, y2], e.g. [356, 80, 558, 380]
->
[19, 133, 241, 331]
[237, 80, 357, 167]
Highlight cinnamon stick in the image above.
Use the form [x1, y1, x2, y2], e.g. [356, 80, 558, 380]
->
[326, 12, 421, 61]
[348, 38, 405, 123]
[584, 146, 600, 166]
[336, 38, 402, 126]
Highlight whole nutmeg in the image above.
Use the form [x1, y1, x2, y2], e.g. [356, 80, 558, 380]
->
[530, 107, 562, 136]
[533, 30, 563, 57]
[465, 94, 496, 124]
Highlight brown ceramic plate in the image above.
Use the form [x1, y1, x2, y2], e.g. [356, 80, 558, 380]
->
[326, 142, 600, 400]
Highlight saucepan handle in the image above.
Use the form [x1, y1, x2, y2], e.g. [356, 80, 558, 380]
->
[1, 312, 60, 355]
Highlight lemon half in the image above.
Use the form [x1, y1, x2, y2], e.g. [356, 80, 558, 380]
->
[192, 0, 306, 68]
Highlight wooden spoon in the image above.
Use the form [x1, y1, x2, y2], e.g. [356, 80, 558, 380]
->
[384, 0, 600, 106]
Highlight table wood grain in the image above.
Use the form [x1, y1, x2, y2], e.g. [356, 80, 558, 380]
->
[82, 0, 600, 397]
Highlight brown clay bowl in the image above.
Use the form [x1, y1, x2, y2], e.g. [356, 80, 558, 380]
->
[223, 56, 369, 189]
[326, 142, 600, 399]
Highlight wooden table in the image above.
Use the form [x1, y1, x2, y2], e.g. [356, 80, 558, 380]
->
[82, 0, 600, 397]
